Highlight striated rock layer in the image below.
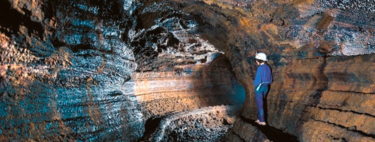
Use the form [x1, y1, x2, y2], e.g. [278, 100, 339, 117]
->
[1, 0, 143, 141]
[131, 0, 375, 141]
[0, 0, 245, 141]
[150, 0, 375, 141]
[1, 0, 375, 141]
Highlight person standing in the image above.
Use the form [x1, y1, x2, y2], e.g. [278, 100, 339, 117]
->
[253, 52, 272, 126]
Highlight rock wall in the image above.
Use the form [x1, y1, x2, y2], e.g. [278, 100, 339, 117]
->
[132, 60, 245, 118]
[153, 0, 374, 141]
[0, 0, 245, 141]
[1, 0, 375, 141]
[1, 0, 143, 141]
[133, 0, 375, 141]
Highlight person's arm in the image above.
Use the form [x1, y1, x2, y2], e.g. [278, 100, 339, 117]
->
[253, 67, 261, 86]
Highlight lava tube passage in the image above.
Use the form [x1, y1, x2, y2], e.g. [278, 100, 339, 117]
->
[1, 0, 375, 141]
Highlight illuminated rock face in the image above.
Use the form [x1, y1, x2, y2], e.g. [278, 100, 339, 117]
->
[167, 0, 374, 141]
[0, 0, 244, 141]
[1, 0, 375, 141]
[0, 0, 143, 141]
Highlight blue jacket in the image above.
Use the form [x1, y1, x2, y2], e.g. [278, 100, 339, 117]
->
[253, 64, 272, 86]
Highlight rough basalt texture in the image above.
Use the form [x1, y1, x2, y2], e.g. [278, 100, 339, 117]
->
[146, 105, 242, 142]
[132, 0, 375, 141]
[1, 0, 143, 141]
[0, 0, 244, 141]
[226, 118, 269, 142]
[1, 0, 375, 141]
[164, 0, 374, 141]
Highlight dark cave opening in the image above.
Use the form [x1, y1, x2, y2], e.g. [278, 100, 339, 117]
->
[139, 116, 163, 141]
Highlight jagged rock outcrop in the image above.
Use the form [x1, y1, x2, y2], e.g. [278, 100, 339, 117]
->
[1, 0, 143, 141]
[1, 0, 375, 141]
[0, 0, 244, 141]
[145, 105, 242, 141]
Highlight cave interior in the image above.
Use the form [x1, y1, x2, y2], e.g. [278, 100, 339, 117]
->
[0, 0, 375, 141]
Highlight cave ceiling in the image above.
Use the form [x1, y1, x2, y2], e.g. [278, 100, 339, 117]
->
[0, 0, 375, 141]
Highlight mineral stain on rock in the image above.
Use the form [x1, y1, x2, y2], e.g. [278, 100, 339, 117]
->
[1, 0, 375, 141]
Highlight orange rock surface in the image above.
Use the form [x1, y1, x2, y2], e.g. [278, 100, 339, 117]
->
[1, 0, 375, 141]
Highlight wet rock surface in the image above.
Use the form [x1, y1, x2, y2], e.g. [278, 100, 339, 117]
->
[1, 0, 375, 141]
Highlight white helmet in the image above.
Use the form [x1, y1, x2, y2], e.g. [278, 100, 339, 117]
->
[255, 52, 268, 61]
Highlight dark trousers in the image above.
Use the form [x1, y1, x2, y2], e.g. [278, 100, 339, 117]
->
[255, 85, 269, 122]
